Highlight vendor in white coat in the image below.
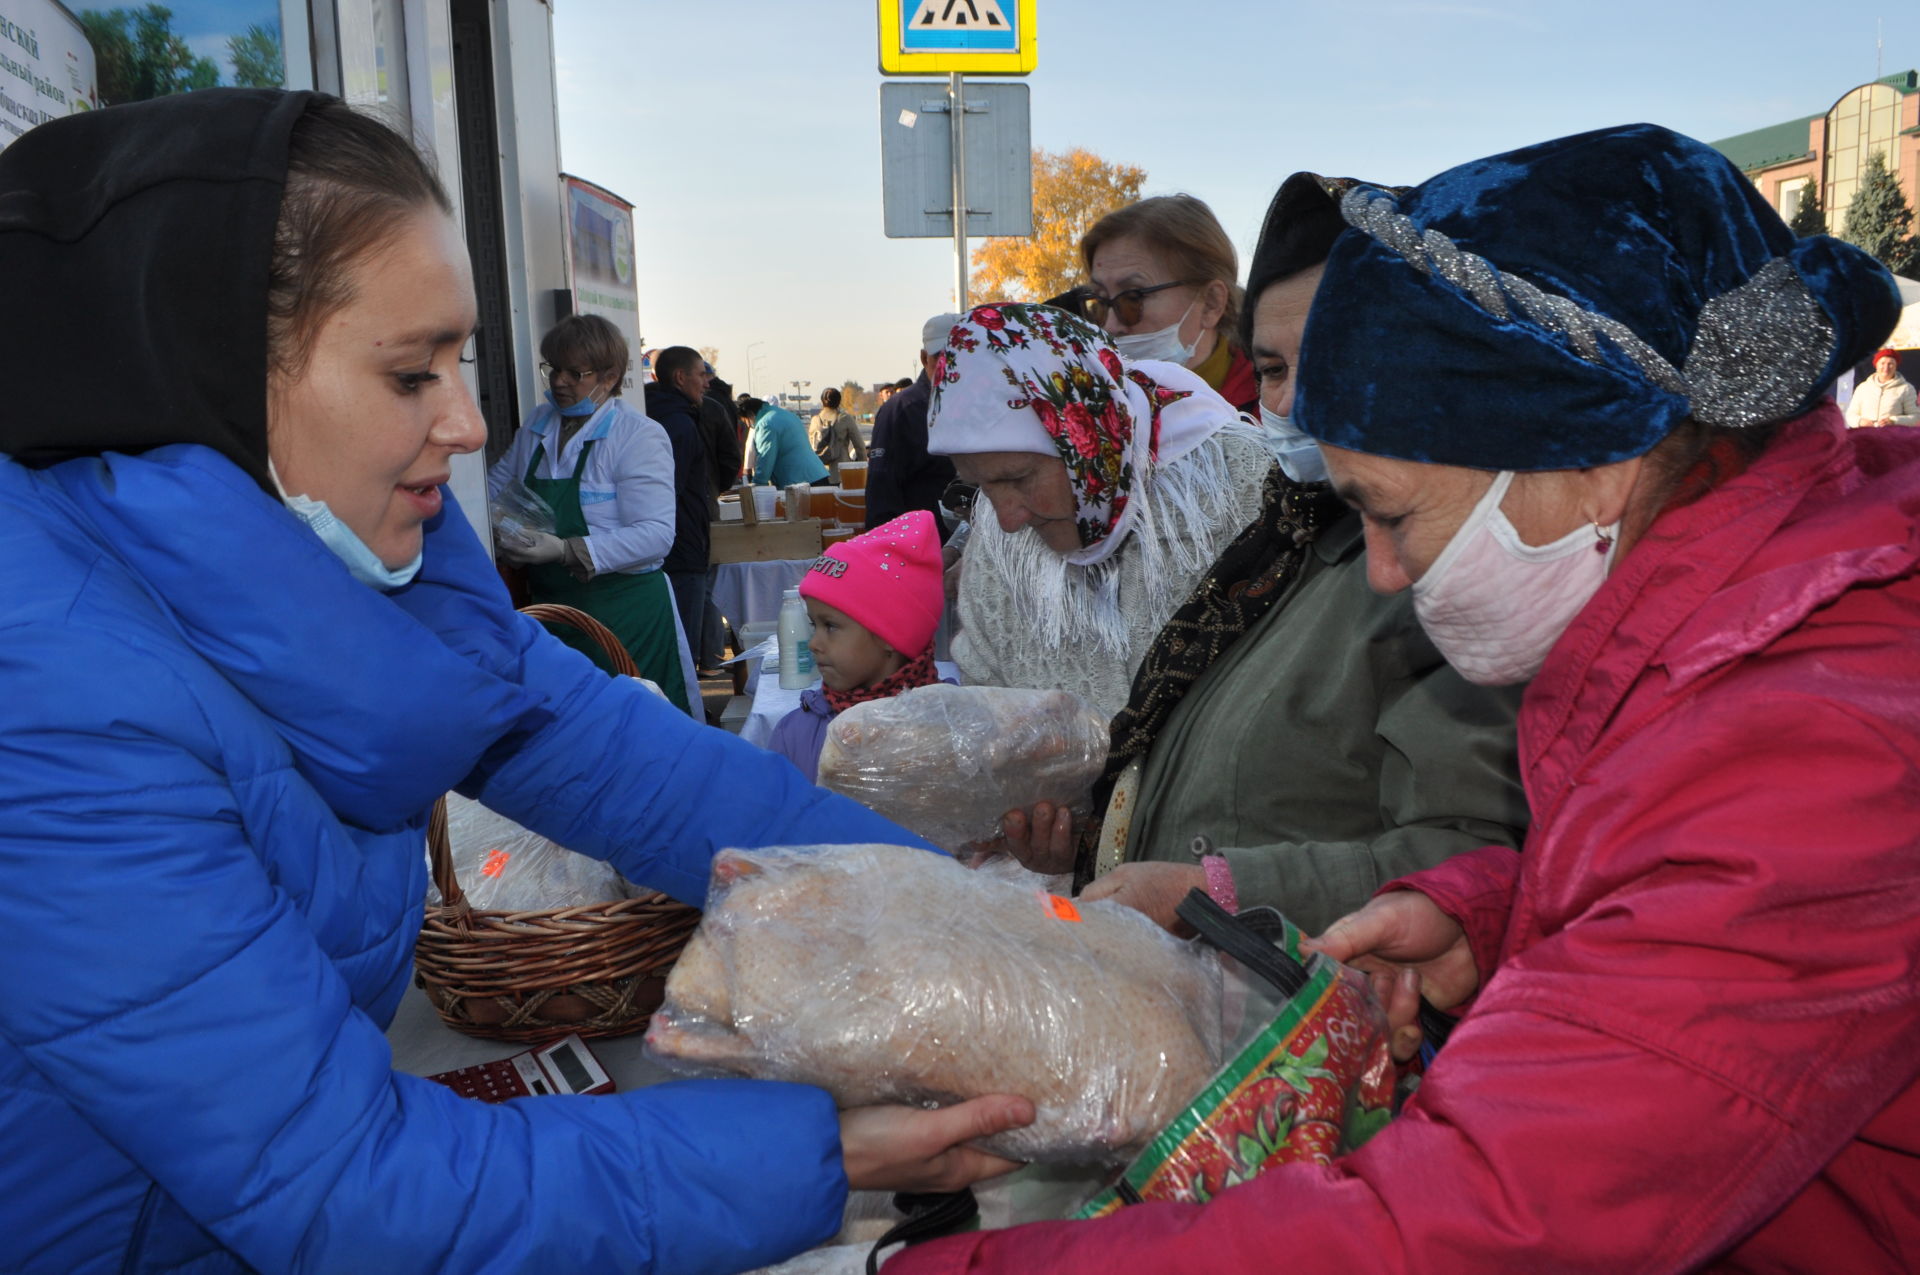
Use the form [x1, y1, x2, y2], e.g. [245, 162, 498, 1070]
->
[1846, 346, 1918, 427]
[488, 316, 690, 709]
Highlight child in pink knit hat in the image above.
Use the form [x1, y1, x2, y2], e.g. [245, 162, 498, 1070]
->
[768, 511, 947, 781]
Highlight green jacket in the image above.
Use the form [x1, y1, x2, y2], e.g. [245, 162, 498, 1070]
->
[1124, 511, 1528, 934]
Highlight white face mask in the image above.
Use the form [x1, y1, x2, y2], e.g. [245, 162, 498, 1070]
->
[1411, 470, 1617, 686]
[1258, 403, 1329, 484]
[1112, 299, 1200, 366]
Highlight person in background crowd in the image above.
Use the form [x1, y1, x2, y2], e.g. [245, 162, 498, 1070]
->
[1846, 346, 1917, 427]
[865, 315, 961, 542]
[641, 346, 716, 672]
[0, 89, 1029, 1275]
[740, 392, 831, 487]
[489, 315, 689, 711]
[875, 381, 901, 411]
[701, 367, 744, 495]
[1002, 172, 1527, 938]
[767, 511, 947, 782]
[928, 304, 1269, 717]
[1060, 194, 1260, 414]
[811, 386, 868, 467]
[698, 367, 743, 676]
[893, 122, 1920, 1275]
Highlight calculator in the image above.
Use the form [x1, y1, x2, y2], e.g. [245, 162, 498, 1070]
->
[423, 1033, 616, 1102]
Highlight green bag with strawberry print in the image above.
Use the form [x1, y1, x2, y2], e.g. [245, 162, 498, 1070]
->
[1073, 893, 1398, 1216]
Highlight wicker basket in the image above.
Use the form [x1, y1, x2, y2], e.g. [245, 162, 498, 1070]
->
[413, 602, 703, 1042]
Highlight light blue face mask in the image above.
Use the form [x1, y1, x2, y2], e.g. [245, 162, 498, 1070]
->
[1259, 403, 1330, 485]
[546, 389, 600, 419]
[272, 463, 423, 591]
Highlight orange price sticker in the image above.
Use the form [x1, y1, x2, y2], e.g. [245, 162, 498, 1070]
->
[481, 848, 511, 879]
[1043, 893, 1081, 923]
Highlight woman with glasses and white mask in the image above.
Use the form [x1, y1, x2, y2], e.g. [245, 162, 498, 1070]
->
[1064, 194, 1261, 414]
[488, 315, 692, 712]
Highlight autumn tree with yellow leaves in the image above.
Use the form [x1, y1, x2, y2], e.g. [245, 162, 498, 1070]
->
[970, 147, 1147, 303]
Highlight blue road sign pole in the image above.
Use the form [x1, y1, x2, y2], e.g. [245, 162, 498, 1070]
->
[951, 71, 969, 311]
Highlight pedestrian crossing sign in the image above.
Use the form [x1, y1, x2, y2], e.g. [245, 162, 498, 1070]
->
[879, 0, 1036, 75]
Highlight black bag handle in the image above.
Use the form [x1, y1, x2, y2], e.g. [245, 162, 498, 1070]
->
[1176, 889, 1310, 998]
[1175, 888, 1456, 1052]
[866, 1189, 978, 1274]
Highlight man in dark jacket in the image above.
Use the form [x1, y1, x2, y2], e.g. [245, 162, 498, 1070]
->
[642, 346, 714, 666]
[697, 370, 743, 673]
[865, 314, 959, 543]
[702, 370, 744, 502]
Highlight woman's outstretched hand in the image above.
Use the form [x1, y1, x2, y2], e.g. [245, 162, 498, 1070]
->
[1305, 891, 1480, 1062]
[995, 801, 1077, 875]
[839, 1095, 1035, 1193]
[1079, 861, 1203, 935]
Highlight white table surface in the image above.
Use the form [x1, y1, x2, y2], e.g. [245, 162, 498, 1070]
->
[711, 558, 814, 632]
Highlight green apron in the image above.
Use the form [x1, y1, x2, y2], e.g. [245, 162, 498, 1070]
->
[523, 430, 690, 712]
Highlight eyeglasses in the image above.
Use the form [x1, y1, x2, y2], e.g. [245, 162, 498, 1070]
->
[1058, 280, 1201, 328]
[540, 362, 599, 384]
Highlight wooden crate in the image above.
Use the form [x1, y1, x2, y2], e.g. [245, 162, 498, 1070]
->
[709, 517, 824, 564]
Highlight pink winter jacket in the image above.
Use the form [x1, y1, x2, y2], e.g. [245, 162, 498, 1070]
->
[890, 407, 1920, 1273]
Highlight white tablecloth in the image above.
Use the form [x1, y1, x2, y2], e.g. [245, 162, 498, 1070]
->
[711, 559, 813, 632]
[740, 658, 960, 750]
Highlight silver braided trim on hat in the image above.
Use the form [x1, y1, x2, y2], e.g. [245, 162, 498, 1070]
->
[1339, 188, 1836, 429]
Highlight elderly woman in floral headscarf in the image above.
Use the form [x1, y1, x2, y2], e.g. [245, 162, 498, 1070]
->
[928, 304, 1269, 716]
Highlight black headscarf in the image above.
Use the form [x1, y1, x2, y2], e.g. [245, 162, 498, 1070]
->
[1240, 172, 1409, 354]
[0, 88, 319, 491]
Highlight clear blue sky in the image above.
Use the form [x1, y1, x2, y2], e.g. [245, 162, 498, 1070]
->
[551, 1, 1917, 399]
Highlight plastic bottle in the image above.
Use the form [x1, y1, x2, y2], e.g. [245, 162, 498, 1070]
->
[778, 588, 817, 689]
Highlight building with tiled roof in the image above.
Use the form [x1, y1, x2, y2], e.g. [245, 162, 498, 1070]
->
[1712, 71, 1920, 234]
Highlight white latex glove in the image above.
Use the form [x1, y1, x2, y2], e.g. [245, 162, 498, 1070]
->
[498, 530, 565, 565]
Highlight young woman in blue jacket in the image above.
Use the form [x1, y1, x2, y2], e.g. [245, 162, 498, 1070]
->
[0, 90, 1028, 1275]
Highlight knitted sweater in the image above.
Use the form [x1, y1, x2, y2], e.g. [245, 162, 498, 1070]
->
[952, 429, 1271, 718]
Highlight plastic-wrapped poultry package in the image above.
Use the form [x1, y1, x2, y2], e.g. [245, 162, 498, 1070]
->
[814, 684, 1109, 852]
[432, 793, 632, 912]
[643, 843, 1222, 1164]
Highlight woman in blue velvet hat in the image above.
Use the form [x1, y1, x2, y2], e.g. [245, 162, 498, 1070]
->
[886, 123, 1920, 1273]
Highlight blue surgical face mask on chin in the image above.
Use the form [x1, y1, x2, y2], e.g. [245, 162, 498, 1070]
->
[546, 389, 601, 419]
[271, 462, 423, 591]
[1258, 403, 1330, 485]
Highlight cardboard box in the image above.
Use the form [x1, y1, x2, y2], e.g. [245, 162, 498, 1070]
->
[709, 518, 824, 564]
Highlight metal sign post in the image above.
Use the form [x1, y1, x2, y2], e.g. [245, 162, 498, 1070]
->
[878, 1, 1034, 309]
[950, 72, 968, 310]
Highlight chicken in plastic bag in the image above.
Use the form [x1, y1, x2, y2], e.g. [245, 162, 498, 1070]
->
[643, 843, 1222, 1164]
[433, 793, 632, 912]
[491, 477, 557, 552]
[814, 685, 1108, 852]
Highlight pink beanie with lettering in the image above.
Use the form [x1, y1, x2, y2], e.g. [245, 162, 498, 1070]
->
[798, 511, 944, 657]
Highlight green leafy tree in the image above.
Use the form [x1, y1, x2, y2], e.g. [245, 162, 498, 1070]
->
[81, 5, 220, 104]
[1787, 178, 1825, 237]
[970, 147, 1148, 303]
[227, 23, 284, 89]
[1840, 150, 1920, 274]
